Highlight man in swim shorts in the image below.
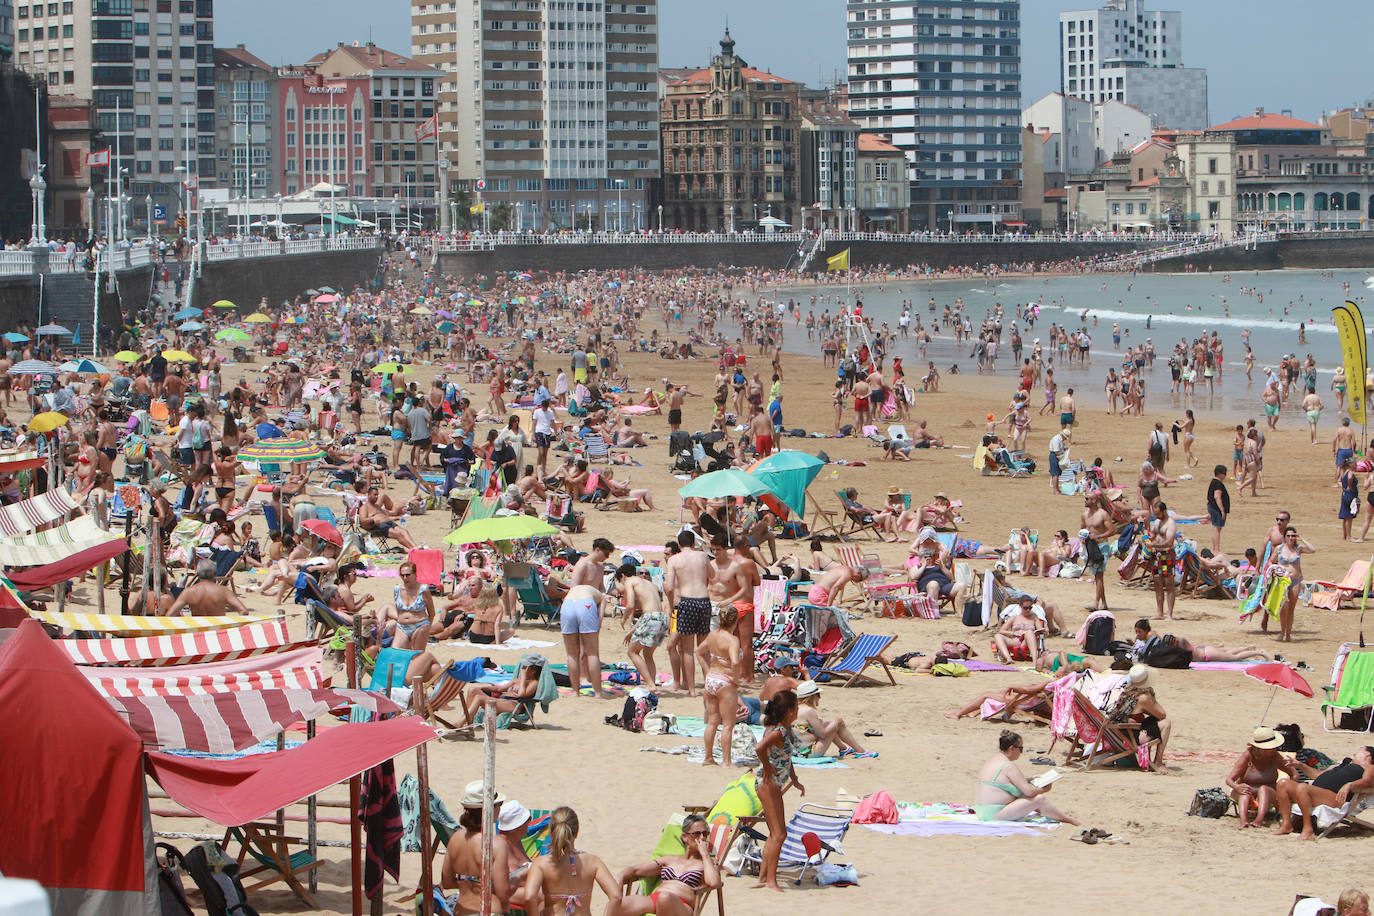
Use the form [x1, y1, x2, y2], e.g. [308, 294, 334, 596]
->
[665, 529, 712, 696]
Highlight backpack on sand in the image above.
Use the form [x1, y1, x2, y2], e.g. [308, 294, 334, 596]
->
[180, 840, 260, 916]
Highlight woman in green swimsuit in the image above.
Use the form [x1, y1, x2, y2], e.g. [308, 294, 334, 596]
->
[973, 730, 1080, 825]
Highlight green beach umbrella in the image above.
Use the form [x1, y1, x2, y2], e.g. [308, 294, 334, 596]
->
[748, 450, 824, 519]
[678, 468, 773, 501]
[444, 515, 558, 545]
[372, 362, 405, 374]
[215, 327, 252, 342]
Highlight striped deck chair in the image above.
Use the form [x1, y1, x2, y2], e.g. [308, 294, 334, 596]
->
[1321, 644, 1374, 733]
[736, 804, 853, 884]
[814, 633, 896, 687]
[1061, 689, 1150, 772]
[752, 578, 788, 634]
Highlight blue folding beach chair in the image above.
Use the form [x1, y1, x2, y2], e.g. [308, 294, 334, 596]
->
[814, 633, 896, 687]
[737, 804, 853, 884]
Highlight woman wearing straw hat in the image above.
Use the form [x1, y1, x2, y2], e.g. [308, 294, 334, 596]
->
[441, 781, 511, 914]
[1225, 726, 1297, 829]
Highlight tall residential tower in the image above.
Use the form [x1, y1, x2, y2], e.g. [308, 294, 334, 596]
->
[1058, 0, 1207, 129]
[411, 0, 660, 230]
[846, 0, 1023, 232]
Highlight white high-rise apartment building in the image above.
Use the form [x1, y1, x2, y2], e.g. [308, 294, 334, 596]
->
[411, 0, 660, 231]
[12, 0, 216, 226]
[1058, 0, 1207, 129]
[846, 0, 1023, 231]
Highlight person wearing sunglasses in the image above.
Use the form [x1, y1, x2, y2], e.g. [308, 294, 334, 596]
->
[1274, 527, 1315, 642]
[617, 814, 720, 915]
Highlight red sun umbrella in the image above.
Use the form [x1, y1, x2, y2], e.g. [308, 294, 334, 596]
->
[300, 518, 342, 547]
[1246, 662, 1314, 723]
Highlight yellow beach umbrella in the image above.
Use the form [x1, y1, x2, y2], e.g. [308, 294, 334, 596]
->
[161, 349, 196, 362]
[112, 350, 141, 363]
[244, 312, 272, 324]
[28, 411, 69, 433]
[409, 306, 432, 316]
[211, 299, 237, 309]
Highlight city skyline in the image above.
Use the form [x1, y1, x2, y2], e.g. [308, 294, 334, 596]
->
[216, 0, 1374, 126]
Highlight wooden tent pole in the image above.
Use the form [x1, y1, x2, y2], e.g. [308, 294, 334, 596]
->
[480, 713, 495, 916]
[412, 675, 434, 916]
[346, 630, 363, 916]
[307, 718, 319, 895]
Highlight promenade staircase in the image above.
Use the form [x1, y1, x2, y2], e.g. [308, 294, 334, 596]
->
[1095, 231, 1277, 271]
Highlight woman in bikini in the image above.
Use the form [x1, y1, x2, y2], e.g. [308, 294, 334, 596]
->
[1225, 726, 1297, 829]
[617, 814, 720, 916]
[973, 730, 1079, 824]
[523, 806, 620, 916]
[385, 561, 435, 650]
[461, 659, 542, 728]
[441, 785, 512, 914]
[753, 690, 804, 892]
[1275, 525, 1316, 642]
[694, 605, 742, 767]
[212, 446, 241, 513]
[993, 595, 1046, 663]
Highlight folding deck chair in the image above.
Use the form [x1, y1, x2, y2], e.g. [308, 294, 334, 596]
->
[835, 490, 884, 542]
[223, 823, 322, 908]
[1060, 689, 1149, 771]
[806, 490, 844, 540]
[814, 633, 897, 687]
[1321, 643, 1374, 733]
[504, 561, 560, 628]
[736, 804, 853, 884]
[1309, 561, 1373, 610]
[1317, 789, 1374, 838]
[622, 816, 740, 916]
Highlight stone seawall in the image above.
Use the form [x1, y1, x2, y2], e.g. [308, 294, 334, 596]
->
[192, 248, 385, 311]
[1146, 236, 1374, 272]
[435, 239, 1165, 278]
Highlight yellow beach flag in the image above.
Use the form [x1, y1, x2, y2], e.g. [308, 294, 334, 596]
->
[1333, 300, 1367, 425]
[470, 203, 485, 214]
[825, 248, 850, 272]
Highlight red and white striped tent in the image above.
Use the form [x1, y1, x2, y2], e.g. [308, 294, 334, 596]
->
[60, 620, 298, 666]
[79, 645, 326, 697]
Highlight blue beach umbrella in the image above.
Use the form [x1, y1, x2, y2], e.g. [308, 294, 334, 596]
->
[2, 333, 29, 343]
[173, 307, 202, 321]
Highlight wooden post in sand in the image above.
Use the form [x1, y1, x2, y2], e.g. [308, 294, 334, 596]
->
[119, 510, 134, 614]
[345, 631, 363, 916]
[480, 712, 496, 916]
[411, 675, 435, 916]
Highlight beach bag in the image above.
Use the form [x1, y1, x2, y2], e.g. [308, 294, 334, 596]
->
[961, 598, 982, 627]
[1187, 787, 1231, 819]
[155, 843, 195, 916]
[816, 863, 859, 887]
[1141, 635, 1192, 669]
[180, 840, 259, 916]
[1083, 616, 1115, 655]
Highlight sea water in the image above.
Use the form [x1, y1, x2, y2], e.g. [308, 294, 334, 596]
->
[768, 268, 1374, 416]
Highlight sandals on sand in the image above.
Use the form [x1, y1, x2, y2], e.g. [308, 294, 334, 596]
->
[1071, 828, 1113, 844]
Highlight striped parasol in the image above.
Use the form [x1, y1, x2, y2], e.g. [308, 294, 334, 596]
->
[238, 439, 324, 463]
[6, 359, 58, 376]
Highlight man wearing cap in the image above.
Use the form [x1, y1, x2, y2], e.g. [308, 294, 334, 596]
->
[1048, 427, 1070, 496]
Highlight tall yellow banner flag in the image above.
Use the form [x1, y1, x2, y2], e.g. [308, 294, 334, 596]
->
[825, 248, 850, 272]
[1333, 300, 1367, 425]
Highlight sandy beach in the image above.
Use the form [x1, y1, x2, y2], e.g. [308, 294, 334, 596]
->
[141, 274, 1374, 915]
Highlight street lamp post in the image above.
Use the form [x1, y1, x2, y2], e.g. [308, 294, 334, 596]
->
[145, 194, 152, 239]
[28, 84, 46, 248]
[657, 204, 663, 233]
[614, 179, 625, 232]
[438, 157, 450, 234]
[391, 194, 399, 235]
[274, 193, 283, 240]
[84, 187, 95, 243]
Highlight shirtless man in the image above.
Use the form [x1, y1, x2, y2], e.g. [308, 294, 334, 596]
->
[707, 535, 758, 683]
[616, 563, 666, 688]
[516, 465, 548, 504]
[1059, 388, 1077, 431]
[912, 420, 945, 448]
[163, 559, 251, 616]
[748, 405, 774, 457]
[1333, 418, 1358, 482]
[163, 369, 185, 429]
[1147, 501, 1178, 619]
[1081, 494, 1113, 611]
[359, 485, 419, 550]
[666, 383, 686, 434]
[850, 377, 871, 434]
[664, 529, 712, 696]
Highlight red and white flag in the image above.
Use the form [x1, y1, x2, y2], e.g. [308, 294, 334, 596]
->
[85, 148, 111, 167]
[416, 113, 438, 141]
[182, 175, 199, 190]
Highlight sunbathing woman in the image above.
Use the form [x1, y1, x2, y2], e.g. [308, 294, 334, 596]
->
[1225, 726, 1297, 829]
[617, 814, 721, 916]
[948, 682, 1055, 721]
[973, 730, 1081, 824]
[1131, 620, 1272, 662]
[601, 467, 655, 510]
[466, 582, 513, 645]
[1023, 529, 1073, 577]
[523, 806, 620, 915]
[794, 679, 875, 758]
[442, 785, 511, 915]
[460, 659, 542, 727]
[1274, 745, 1374, 839]
[993, 595, 1045, 663]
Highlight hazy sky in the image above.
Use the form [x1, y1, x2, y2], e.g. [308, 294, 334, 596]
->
[218, 0, 1374, 124]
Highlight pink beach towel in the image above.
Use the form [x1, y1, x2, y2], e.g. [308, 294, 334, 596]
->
[409, 549, 445, 587]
